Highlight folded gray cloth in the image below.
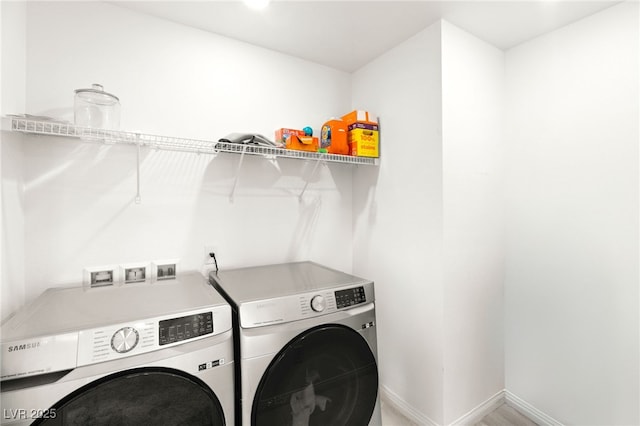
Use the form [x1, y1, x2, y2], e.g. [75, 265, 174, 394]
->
[218, 133, 282, 147]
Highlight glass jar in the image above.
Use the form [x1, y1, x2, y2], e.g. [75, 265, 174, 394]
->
[74, 84, 120, 129]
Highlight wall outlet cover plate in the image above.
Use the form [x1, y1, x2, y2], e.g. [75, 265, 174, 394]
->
[120, 262, 150, 285]
[83, 265, 120, 289]
[151, 259, 180, 282]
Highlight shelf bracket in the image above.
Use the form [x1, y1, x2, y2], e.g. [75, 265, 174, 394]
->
[299, 157, 324, 202]
[135, 135, 142, 204]
[229, 145, 247, 202]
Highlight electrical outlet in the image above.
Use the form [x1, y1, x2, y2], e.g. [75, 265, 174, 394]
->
[204, 244, 218, 264]
[202, 244, 219, 277]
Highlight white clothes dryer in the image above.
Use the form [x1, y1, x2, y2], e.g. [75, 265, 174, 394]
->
[1, 273, 234, 426]
[210, 261, 381, 426]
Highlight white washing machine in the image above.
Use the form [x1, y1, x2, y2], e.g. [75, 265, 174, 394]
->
[209, 261, 381, 426]
[1, 273, 234, 425]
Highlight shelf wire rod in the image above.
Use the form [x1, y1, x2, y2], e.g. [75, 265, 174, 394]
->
[9, 117, 378, 165]
[229, 145, 247, 202]
[298, 157, 324, 202]
[135, 135, 142, 204]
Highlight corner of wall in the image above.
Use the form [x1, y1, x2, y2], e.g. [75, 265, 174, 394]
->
[440, 17, 506, 425]
[1, 0, 27, 115]
[351, 17, 447, 425]
[1, 0, 27, 322]
[503, 2, 639, 424]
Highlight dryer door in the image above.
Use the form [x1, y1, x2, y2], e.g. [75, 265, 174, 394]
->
[32, 367, 226, 426]
[252, 324, 378, 426]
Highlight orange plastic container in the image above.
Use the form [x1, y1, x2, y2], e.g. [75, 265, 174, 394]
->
[275, 128, 305, 145]
[321, 118, 349, 155]
[286, 135, 319, 152]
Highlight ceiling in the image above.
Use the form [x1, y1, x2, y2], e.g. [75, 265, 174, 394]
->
[112, 0, 621, 72]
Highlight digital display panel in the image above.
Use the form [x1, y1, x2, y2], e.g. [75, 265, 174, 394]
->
[335, 286, 366, 309]
[159, 312, 213, 346]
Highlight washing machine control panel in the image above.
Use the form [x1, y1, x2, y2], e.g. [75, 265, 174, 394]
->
[158, 312, 213, 346]
[310, 295, 326, 312]
[76, 305, 231, 367]
[111, 326, 140, 353]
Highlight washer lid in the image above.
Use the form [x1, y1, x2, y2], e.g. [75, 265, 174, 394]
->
[209, 261, 372, 304]
[1, 273, 229, 341]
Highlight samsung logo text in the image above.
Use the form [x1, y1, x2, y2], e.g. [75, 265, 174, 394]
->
[7, 342, 41, 352]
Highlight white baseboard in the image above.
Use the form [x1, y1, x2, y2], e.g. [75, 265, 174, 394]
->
[380, 384, 438, 426]
[505, 390, 564, 426]
[449, 390, 506, 426]
[379, 387, 564, 426]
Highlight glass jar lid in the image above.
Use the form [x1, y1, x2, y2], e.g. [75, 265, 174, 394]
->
[74, 84, 119, 105]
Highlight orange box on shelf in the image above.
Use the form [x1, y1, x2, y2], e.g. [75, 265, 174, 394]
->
[275, 128, 305, 145]
[341, 110, 378, 127]
[348, 123, 379, 158]
[286, 135, 319, 152]
[341, 110, 379, 158]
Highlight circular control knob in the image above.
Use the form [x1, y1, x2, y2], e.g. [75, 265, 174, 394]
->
[310, 295, 326, 312]
[111, 327, 139, 353]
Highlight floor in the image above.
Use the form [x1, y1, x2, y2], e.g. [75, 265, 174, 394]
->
[380, 401, 538, 426]
[474, 404, 538, 426]
[381, 399, 419, 426]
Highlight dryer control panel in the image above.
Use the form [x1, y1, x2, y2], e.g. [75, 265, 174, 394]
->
[238, 281, 374, 328]
[335, 286, 367, 309]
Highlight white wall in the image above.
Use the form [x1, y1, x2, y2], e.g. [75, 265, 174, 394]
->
[1, 1, 27, 321]
[352, 21, 445, 425]
[352, 19, 506, 425]
[504, 2, 639, 425]
[441, 21, 505, 424]
[1, 1, 355, 319]
[1, 1, 25, 116]
[5, 2, 638, 424]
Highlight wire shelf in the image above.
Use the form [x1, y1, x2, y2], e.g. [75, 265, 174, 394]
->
[10, 117, 378, 166]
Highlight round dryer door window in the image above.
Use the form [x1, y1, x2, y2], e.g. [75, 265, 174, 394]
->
[252, 324, 378, 426]
[33, 367, 226, 426]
